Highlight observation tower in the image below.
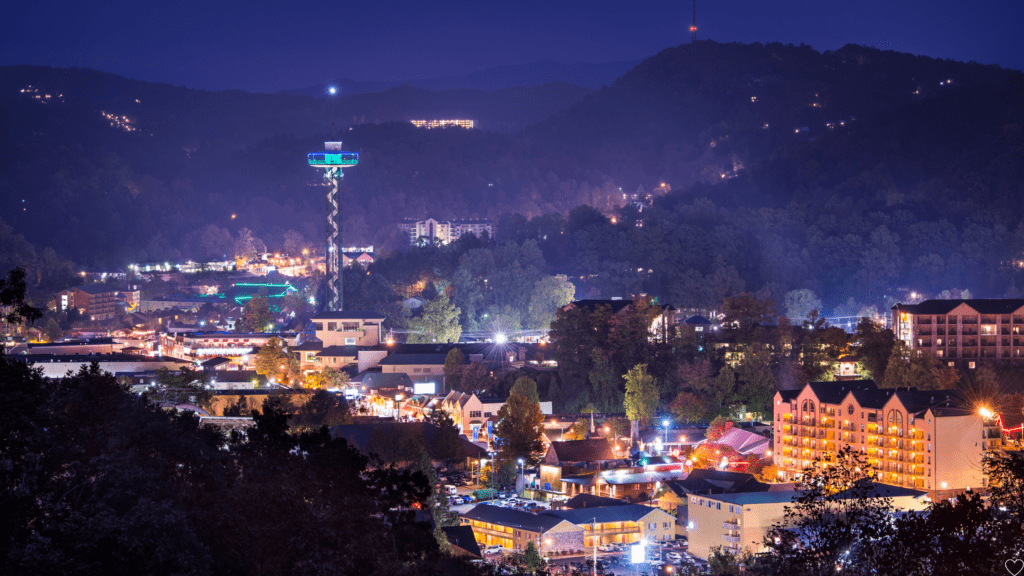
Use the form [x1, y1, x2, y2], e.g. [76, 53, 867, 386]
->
[308, 142, 358, 311]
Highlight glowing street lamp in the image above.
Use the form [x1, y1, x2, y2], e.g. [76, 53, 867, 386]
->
[495, 333, 508, 345]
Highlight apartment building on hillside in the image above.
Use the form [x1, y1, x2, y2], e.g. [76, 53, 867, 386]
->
[892, 299, 1024, 367]
[772, 380, 1002, 500]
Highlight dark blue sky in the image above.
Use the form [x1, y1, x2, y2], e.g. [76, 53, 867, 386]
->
[3, 0, 1021, 93]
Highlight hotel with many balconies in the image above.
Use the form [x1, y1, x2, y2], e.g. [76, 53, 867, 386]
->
[772, 380, 1001, 499]
[892, 299, 1024, 367]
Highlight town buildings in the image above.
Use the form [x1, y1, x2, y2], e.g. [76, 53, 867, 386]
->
[53, 285, 139, 320]
[398, 218, 494, 245]
[892, 298, 1024, 366]
[686, 483, 929, 560]
[410, 119, 475, 129]
[772, 380, 1001, 499]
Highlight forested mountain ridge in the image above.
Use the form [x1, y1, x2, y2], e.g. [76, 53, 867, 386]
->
[1, 43, 1022, 313]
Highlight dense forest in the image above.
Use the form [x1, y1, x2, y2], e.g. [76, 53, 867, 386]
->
[1, 41, 1022, 313]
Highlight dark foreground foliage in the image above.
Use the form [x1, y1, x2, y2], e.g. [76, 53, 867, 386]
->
[0, 353, 492, 576]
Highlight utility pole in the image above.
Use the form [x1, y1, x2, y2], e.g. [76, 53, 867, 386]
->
[592, 518, 598, 576]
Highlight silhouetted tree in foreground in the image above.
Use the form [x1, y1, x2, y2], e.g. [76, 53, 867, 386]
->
[743, 447, 1024, 576]
[0, 356, 488, 576]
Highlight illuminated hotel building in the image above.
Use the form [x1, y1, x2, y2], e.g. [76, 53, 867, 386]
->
[410, 119, 475, 129]
[892, 299, 1024, 367]
[398, 218, 493, 245]
[773, 380, 1002, 500]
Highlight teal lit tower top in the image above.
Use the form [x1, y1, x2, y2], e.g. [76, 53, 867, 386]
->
[309, 142, 359, 311]
[308, 151, 359, 167]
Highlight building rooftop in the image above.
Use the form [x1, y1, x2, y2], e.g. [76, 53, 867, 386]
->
[805, 380, 878, 405]
[542, 504, 668, 525]
[316, 345, 359, 358]
[461, 504, 572, 533]
[561, 494, 631, 509]
[378, 353, 450, 366]
[312, 311, 387, 320]
[893, 299, 1024, 316]
[547, 439, 616, 463]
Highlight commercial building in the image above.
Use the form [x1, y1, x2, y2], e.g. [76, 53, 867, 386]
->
[159, 332, 298, 360]
[398, 218, 494, 245]
[772, 380, 1001, 499]
[460, 504, 583, 555]
[541, 504, 676, 546]
[687, 483, 928, 560]
[54, 285, 139, 320]
[311, 311, 386, 347]
[892, 299, 1024, 366]
[441, 391, 507, 444]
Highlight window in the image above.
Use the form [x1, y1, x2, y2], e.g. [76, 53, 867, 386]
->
[345, 338, 356, 345]
[469, 411, 481, 418]
[716, 503, 721, 510]
[327, 322, 337, 331]
[848, 404, 854, 415]
[663, 522, 671, 529]
[342, 322, 359, 331]
[927, 433, 931, 441]
[484, 412, 492, 417]
[648, 523, 655, 530]
[314, 322, 323, 331]
[729, 505, 734, 513]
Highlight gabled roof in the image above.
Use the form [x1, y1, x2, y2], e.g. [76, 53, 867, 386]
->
[830, 482, 927, 501]
[684, 314, 712, 325]
[806, 380, 878, 405]
[715, 428, 771, 455]
[547, 439, 616, 463]
[542, 504, 669, 525]
[562, 494, 630, 509]
[200, 357, 231, 369]
[665, 470, 779, 496]
[440, 525, 482, 558]
[312, 311, 387, 320]
[461, 504, 574, 533]
[893, 299, 1024, 316]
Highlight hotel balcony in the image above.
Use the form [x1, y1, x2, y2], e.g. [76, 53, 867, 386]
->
[723, 522, 740, 530]
[723, 535, 741, 543]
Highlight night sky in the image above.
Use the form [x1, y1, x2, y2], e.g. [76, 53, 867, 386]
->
[2, 0, 1022, 93]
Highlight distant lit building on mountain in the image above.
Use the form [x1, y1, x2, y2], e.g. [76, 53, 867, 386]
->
[410, 119, 475, 129]
[892, 299, 1024, 367]
[398, 218, 493, 245]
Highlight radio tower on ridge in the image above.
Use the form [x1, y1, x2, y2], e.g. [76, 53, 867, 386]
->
[690, 0, 697, 42]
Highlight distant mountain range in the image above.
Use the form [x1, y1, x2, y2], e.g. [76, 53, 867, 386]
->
[1, 42, 1021, 283]
[280, 59, 643, 96]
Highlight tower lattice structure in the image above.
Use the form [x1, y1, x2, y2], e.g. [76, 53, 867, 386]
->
[308, 142, 358, 311]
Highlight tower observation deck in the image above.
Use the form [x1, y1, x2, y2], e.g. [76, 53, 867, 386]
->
[308, 142, 359, 311]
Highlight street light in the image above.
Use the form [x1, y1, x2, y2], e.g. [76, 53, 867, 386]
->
[517, 458, 525, 493]
[662, 419, 670, 450]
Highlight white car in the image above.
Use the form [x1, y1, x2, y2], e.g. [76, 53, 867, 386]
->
[666, 552, 682, 561]
[483, 545, 503, 555]
[598, 544, 615, 552]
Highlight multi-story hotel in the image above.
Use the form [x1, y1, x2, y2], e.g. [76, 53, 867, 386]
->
[397, 218, 494, 245]
[892, 299, 1024, 366]
[773, 380, 1002, 499]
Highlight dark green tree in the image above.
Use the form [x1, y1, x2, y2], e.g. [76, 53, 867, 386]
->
[495, 394, 544, 466]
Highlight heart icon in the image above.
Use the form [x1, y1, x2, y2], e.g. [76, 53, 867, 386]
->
[1007, 558, 1024, 576]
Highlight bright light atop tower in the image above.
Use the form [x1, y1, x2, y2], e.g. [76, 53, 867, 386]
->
[328, 86, 337, 95]
[980, 407, 994, 419]
[495, 333, 508, 344]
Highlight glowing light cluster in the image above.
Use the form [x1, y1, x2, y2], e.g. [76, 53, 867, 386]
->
[19, 85, 63, 104]
[410, 119, 475, 129]
[101, 110, 138, 132]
